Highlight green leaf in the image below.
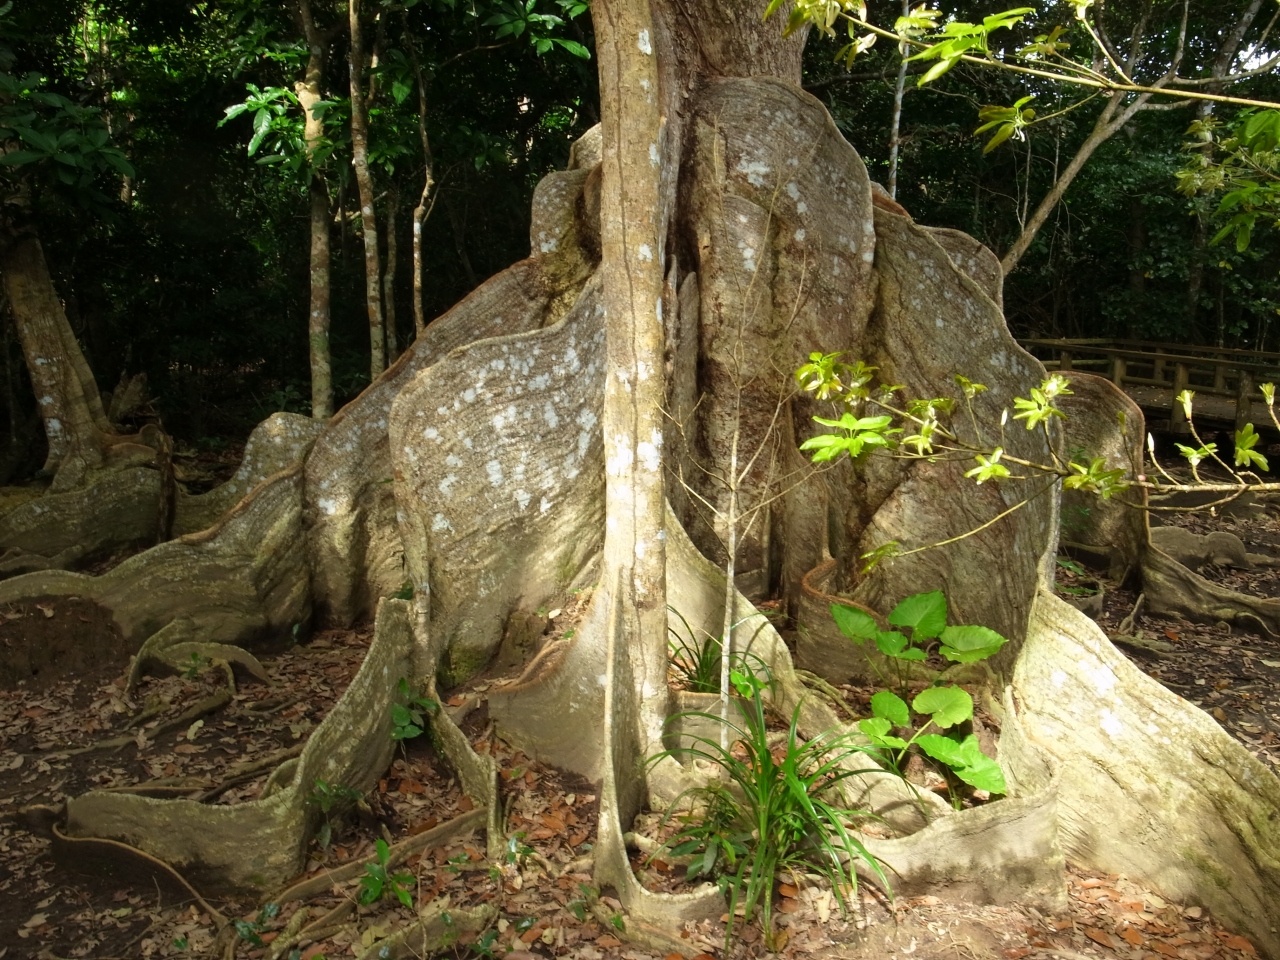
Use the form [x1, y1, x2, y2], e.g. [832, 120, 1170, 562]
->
[858, 717, 908, 749]
[873, 631, 909, 657]
[938, 624, 1008, 663]
[915, 733, 963, 766]
[912, 685, 973, 728]
[888, 590, 947, 640]
[831, 603, 877, 643]
[951, 735, 1006, 793]
[870, 690, 909, 727]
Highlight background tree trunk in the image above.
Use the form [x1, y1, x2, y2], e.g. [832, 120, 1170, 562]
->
[0, 237, 109, 484]
[348, 0, 386, 381]
[296, 0, 334, 419]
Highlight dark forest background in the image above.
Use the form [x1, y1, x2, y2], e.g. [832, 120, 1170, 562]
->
[4, 0, 1278, 465]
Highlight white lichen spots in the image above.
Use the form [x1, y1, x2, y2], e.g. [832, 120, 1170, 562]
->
[936, 317, 944, 329]
[607, 441, 635, 477]
[736, 158, 770, 188]
[785, 181, 800, 201]
[787, 156, 798, 166]
[637, 29, 652, 54]
[637, 436, 661, 472]
[794, 228, 806, 242]
[438, 474, 458, 496]
[463, 388, 477, 404]
[1051, 669, 1068, 687]
[637, 360, 652, 382]
[1098, 708, 1123, 737]
[530, 373, 551, 391]
[649, 143, 660, 166]
[543, 402, 560, 429]
[46, 417, 63, 436]
[638, 243, 653, 262]
[318, 497, 340, 516]
[539, 235, 558, 254]
[463, 437, 474, 450]
[515, 489, 531, 511]
[635, 539, 647, 560]
[1078, 658, 1117, 696]
[796, 201, 807, 215]
[431, 513, 453, 533]
[540, 496, 552, 514]
[861, 250, 874, 262]
[486, 460, 504, 486]
[1145, 722, 1160, 735]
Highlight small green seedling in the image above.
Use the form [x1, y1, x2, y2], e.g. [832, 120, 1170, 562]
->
[307, 778, 362, 849]
[358, 838, 415, 908]
[233, 903, 279, 946]
[182, 652, 208, 680]
[391, 678, 439, 741]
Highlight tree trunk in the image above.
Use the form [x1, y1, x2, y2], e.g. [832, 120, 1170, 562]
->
[306, 184, 333, 419]
[12, 3, 1280, 955]
[296, 0, 334, 420]
[886, 0, 910, 200]
[383, 186, 399, 362]
[0, 236, 109, 485]
[404, 16, 435, 341]
[348, 0, 385, 381]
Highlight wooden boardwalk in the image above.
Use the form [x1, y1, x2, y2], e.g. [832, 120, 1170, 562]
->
[1018, 338, 1280, 434]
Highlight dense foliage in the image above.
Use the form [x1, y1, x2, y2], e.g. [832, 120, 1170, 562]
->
[3, 0, 1280, 473]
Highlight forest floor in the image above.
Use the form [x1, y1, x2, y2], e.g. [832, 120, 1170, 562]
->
[0, 505, 1276, 959]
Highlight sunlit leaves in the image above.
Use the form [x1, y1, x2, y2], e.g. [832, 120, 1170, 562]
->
[795, 352, 877, 402]
[1175, 441, 1217, 468]
[1063, 457, 1129, 498]
[887, 590, 947, 640]
[1234, 423, 1269, 472]
[905, 8, 1033, 87]
[974, 95, 1036, 153]
[800, 413, 896, 462]
[965, 448, 1011, 484]
[1012, 374, 1073, 430]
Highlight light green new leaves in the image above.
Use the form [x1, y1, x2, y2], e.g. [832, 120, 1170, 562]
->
[871, 690, 910, 727]
[1234, 422, 1269, 472]
[965, 447, 1011, 484]
[974, 95, 1036, 153]
[905, 8, 1034, 87]
[1062, 457, 1130, 499]
[1012, 374, 1073, 430]
[800, 413, 896, 462]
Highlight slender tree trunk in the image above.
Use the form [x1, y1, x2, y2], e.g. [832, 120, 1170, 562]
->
[403, 17, 435, 340]
[0, 237, 107, 484]
[383, 186, 399, 362]
[886, 0, 910, 200]
[296, 0, 334, 419]
[307, 184, 334, 418]
[348, 0, 385, 380]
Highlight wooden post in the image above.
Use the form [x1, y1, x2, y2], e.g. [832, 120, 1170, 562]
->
[1059, 349, 1073, 372]
[1152, 348, 1165, 384]
[1111, 354, 1126, 388]
[1236, 369, 1255, 434]
[1171, 361, 1190, 433]
[1213, 358, 1227, 393]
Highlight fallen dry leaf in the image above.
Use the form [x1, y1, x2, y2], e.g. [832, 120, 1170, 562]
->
[1084, 926, 1115, 948]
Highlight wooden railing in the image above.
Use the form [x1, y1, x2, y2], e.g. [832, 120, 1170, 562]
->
[1017, 338, 1280, 432]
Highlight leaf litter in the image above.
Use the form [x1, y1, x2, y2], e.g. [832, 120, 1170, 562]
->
[0, 554, 1272, 959]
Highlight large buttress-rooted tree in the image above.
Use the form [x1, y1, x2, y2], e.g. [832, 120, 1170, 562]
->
[2, 0, 1279, 954]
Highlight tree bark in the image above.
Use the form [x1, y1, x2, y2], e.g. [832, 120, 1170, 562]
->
[383, 186, 399, 362]
[296, 0, 334, 420]
[886, 0, 910, 200]
[0, 236, 108, 485]
[348, 0, 386, 381]
[404, 17, 435, 341]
